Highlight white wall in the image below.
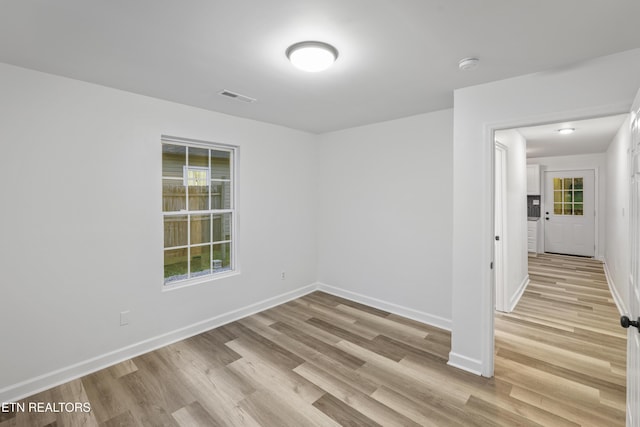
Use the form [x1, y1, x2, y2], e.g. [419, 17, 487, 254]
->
[316, 110, 453, 329]
[605, 117, 631, 313]
[0, 63, 319, 400]
[451, 48, 640, 375]
[3, 46, 639, 400]
[527, 153, 607, 260]
[495, 130, 528, 311]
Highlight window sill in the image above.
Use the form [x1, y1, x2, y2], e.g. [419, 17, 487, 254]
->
[162, 269, 240, 292]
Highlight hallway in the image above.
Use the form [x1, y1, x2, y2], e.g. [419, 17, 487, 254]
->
[495, 253, 627, 425]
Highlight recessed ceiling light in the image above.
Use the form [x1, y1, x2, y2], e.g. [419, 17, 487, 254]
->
[286, 41, 338, 72]
[558, 127, 575, 135]
[458, 57, 479, 71]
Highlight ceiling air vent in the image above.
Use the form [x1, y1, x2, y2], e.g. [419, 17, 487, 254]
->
[219, 89, 256, 103]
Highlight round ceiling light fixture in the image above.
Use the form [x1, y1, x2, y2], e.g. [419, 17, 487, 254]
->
[558, 127, 575, 135]
[286, 41, 338, 72]
[458, 57, 479, 71]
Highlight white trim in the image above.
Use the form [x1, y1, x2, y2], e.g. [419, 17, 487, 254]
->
[484, 124, 497, 378]
[508, 275, 530, 312]
[593, 167, 601, 259]
[447, 352, 483, 375]
[494, 142, 509, 312]
[316, 283, 452, 331]
[161, 269, 240, 291]
[0, 283, 316, 403]
[603, 261, 628, 315]
[163, 210, 234, 216]
[161, 135, 239, 151]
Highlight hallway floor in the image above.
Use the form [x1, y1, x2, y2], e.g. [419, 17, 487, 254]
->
[495, 253, 626, 426]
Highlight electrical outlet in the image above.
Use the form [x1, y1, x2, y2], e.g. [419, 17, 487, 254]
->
[281, 271, 286, 280]
[120, 310, 130, 326]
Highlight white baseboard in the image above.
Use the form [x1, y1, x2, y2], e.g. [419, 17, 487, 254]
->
[2, 282, 455, 402]
[508, 275, 530, 312]
[603, 261, 627, 316]
[316, 283, 451, 331]
[0, 284, 317, 403]
[447, 351, 483, 376]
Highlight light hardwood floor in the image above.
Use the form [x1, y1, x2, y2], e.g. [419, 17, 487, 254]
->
[1, 253, 626, 426]
[495, 253, 626, 426]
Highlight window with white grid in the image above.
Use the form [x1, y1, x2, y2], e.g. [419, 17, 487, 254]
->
[162, 138, 237, 286]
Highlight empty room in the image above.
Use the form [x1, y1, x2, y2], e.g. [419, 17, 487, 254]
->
[1, 1, 640, 426]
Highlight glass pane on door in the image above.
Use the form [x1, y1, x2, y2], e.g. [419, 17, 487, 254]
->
[564, 203, 573, 215]
[553, 178, 562, 190]
[564, 178, 573, 190]
[574, 178, 583, 189]
[574, 190, 583, 203]
[564, 191, 572, 202]
[554, 191, 562, 203]
[554, 203, 563, 215]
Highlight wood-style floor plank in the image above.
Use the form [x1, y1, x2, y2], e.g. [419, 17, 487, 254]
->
[495, 253, 626, 426]
[4, 253, 626, 426]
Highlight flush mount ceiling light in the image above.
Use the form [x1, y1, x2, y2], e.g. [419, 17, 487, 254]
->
[558, 127, 575, 135]
[458, 57, 479, 71]
[286, 41, 338, 72]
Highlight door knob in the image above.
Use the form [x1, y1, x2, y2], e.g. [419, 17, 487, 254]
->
[495, 236, 500, 241]
[620, 315, 640, 332]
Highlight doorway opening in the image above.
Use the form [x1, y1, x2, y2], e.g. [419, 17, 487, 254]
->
[490, 114, 629, 422]
[493, 113, 628, 313]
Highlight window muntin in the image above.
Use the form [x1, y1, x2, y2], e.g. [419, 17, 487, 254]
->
[553, 177, 583, 216]
[162, 140, 236, 285]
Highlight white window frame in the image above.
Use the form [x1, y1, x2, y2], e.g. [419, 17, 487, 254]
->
[161, 136, 239, 289]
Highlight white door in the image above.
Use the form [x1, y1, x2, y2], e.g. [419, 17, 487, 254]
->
[627, 89, 640, 427]
[543, 170, 595, 257]
[494, 143, 507, 312]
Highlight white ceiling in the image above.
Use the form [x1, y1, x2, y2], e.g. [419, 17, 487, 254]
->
[518, 114, 628, 158]
[1, 1, 640, 133]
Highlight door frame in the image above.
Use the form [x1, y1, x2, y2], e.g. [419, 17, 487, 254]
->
[540, 168, 600, 258]
[626, 90, 640, 427]
[494, 142, 508, 312]
[483, 103, 629, 377]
